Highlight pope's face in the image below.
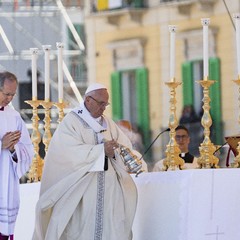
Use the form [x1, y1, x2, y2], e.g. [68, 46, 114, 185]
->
[0, 79, 17, 107]
[85, 89, 109, 118]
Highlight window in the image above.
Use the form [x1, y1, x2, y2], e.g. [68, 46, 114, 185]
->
[181, 58, 223, 145]
[68, 24, 87, 83]
[111, 68, 150, 150]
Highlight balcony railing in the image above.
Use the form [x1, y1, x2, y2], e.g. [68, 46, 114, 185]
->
[92, 0, 145, 13]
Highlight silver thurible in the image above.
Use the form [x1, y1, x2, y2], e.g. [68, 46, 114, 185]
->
[119, 145, 143, 177]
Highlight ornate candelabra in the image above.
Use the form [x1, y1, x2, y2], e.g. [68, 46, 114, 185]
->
[25, 43, 69, 181]
[197, 78, 219, 168]
[26, 47, 44, 182]
[163, 80, 184, 171]
[25, 99, 43, 182]
[196, 19, 219, 168]
[41, 45, 53, 154]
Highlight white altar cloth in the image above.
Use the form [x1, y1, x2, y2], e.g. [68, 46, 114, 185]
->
[15, 169, 240, 240]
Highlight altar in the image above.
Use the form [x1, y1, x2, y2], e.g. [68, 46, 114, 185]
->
[15, 169, 240, 240]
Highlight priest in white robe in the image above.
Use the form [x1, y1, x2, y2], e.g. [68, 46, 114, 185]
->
[33, 83, 139, 240]
[0, 71, 34, 240]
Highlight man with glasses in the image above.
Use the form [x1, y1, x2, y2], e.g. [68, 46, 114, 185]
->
[153, 125, 198, 171]
[0, 71, 34, 240]
[33, 83, 138, 240]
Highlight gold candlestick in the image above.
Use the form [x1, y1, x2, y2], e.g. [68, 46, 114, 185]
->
[163, 80, 184, 171]
[197, 78, 219, 168]
[40, 100, 53, 154]
[53, 99, 68, 123]
[232, 78, 240, 167]
[25, 99, 44, 182]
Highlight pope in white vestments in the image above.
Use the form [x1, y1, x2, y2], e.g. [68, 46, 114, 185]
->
[0, 71, 34, 239]
[33, 84, 138, 240]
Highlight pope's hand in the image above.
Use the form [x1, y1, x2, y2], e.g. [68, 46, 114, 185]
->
[104, 140, 118, 158]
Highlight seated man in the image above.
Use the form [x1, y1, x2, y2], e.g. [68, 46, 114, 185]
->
[152, 125, 198, 171]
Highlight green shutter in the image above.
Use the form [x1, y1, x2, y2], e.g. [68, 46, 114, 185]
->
[209, 57, 223, 144]
[111, 71, 123, 121]
[133, 0, 143, 8]
[135, 68, 150, 147]
[68, 24, 85, 49]
[182, 61, 194, 106]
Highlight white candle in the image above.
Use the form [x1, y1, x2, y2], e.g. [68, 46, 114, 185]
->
[43, 45, 51, 101]
[30, 48, 38, 100]
[234, 14, 240, 77]
[56, 42, 64, 102]
[169, 25, 177, 81]
[201, 18, 210, 79]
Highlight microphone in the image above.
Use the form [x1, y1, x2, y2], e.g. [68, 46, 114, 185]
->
[140, 128, 170, 160]
[213, 141, 228, 155]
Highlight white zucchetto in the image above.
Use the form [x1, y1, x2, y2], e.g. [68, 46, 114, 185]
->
[85, 83, 107, 95]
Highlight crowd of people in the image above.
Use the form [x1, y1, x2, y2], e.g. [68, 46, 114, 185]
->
[0, 74, 206, 239]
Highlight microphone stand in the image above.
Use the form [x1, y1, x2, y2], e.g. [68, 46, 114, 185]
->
[213, 141, 228, 155]
[140, 128, 170, 160]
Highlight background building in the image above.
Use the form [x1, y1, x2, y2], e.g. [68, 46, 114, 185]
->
[85, 0, 240, 168]
[1, 0, 239, 168]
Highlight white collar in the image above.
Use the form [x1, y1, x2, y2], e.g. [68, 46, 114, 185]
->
[72, 102, 106, 133]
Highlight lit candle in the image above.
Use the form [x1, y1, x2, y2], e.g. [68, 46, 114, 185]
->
[30, 48, 38, 100]
[169, 25, 177, 81]
[43, 45, 51, 101]
[201, 18, 210, 79]
[56, 42, 64, 102]
[234, 14, 240, 77]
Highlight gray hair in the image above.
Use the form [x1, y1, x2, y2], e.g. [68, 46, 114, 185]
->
[0, 71, 18, 90]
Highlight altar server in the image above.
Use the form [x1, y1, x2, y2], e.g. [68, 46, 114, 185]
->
[0, 71, 34, 240]
[153, 125, 198, 171]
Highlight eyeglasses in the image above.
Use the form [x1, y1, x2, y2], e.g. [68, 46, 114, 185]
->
[89, 96, 110, 107]
[0, 90, 16, 97]
[175, 135, 189, 141]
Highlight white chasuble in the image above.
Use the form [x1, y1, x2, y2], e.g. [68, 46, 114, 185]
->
[33, 105, 138, 240]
